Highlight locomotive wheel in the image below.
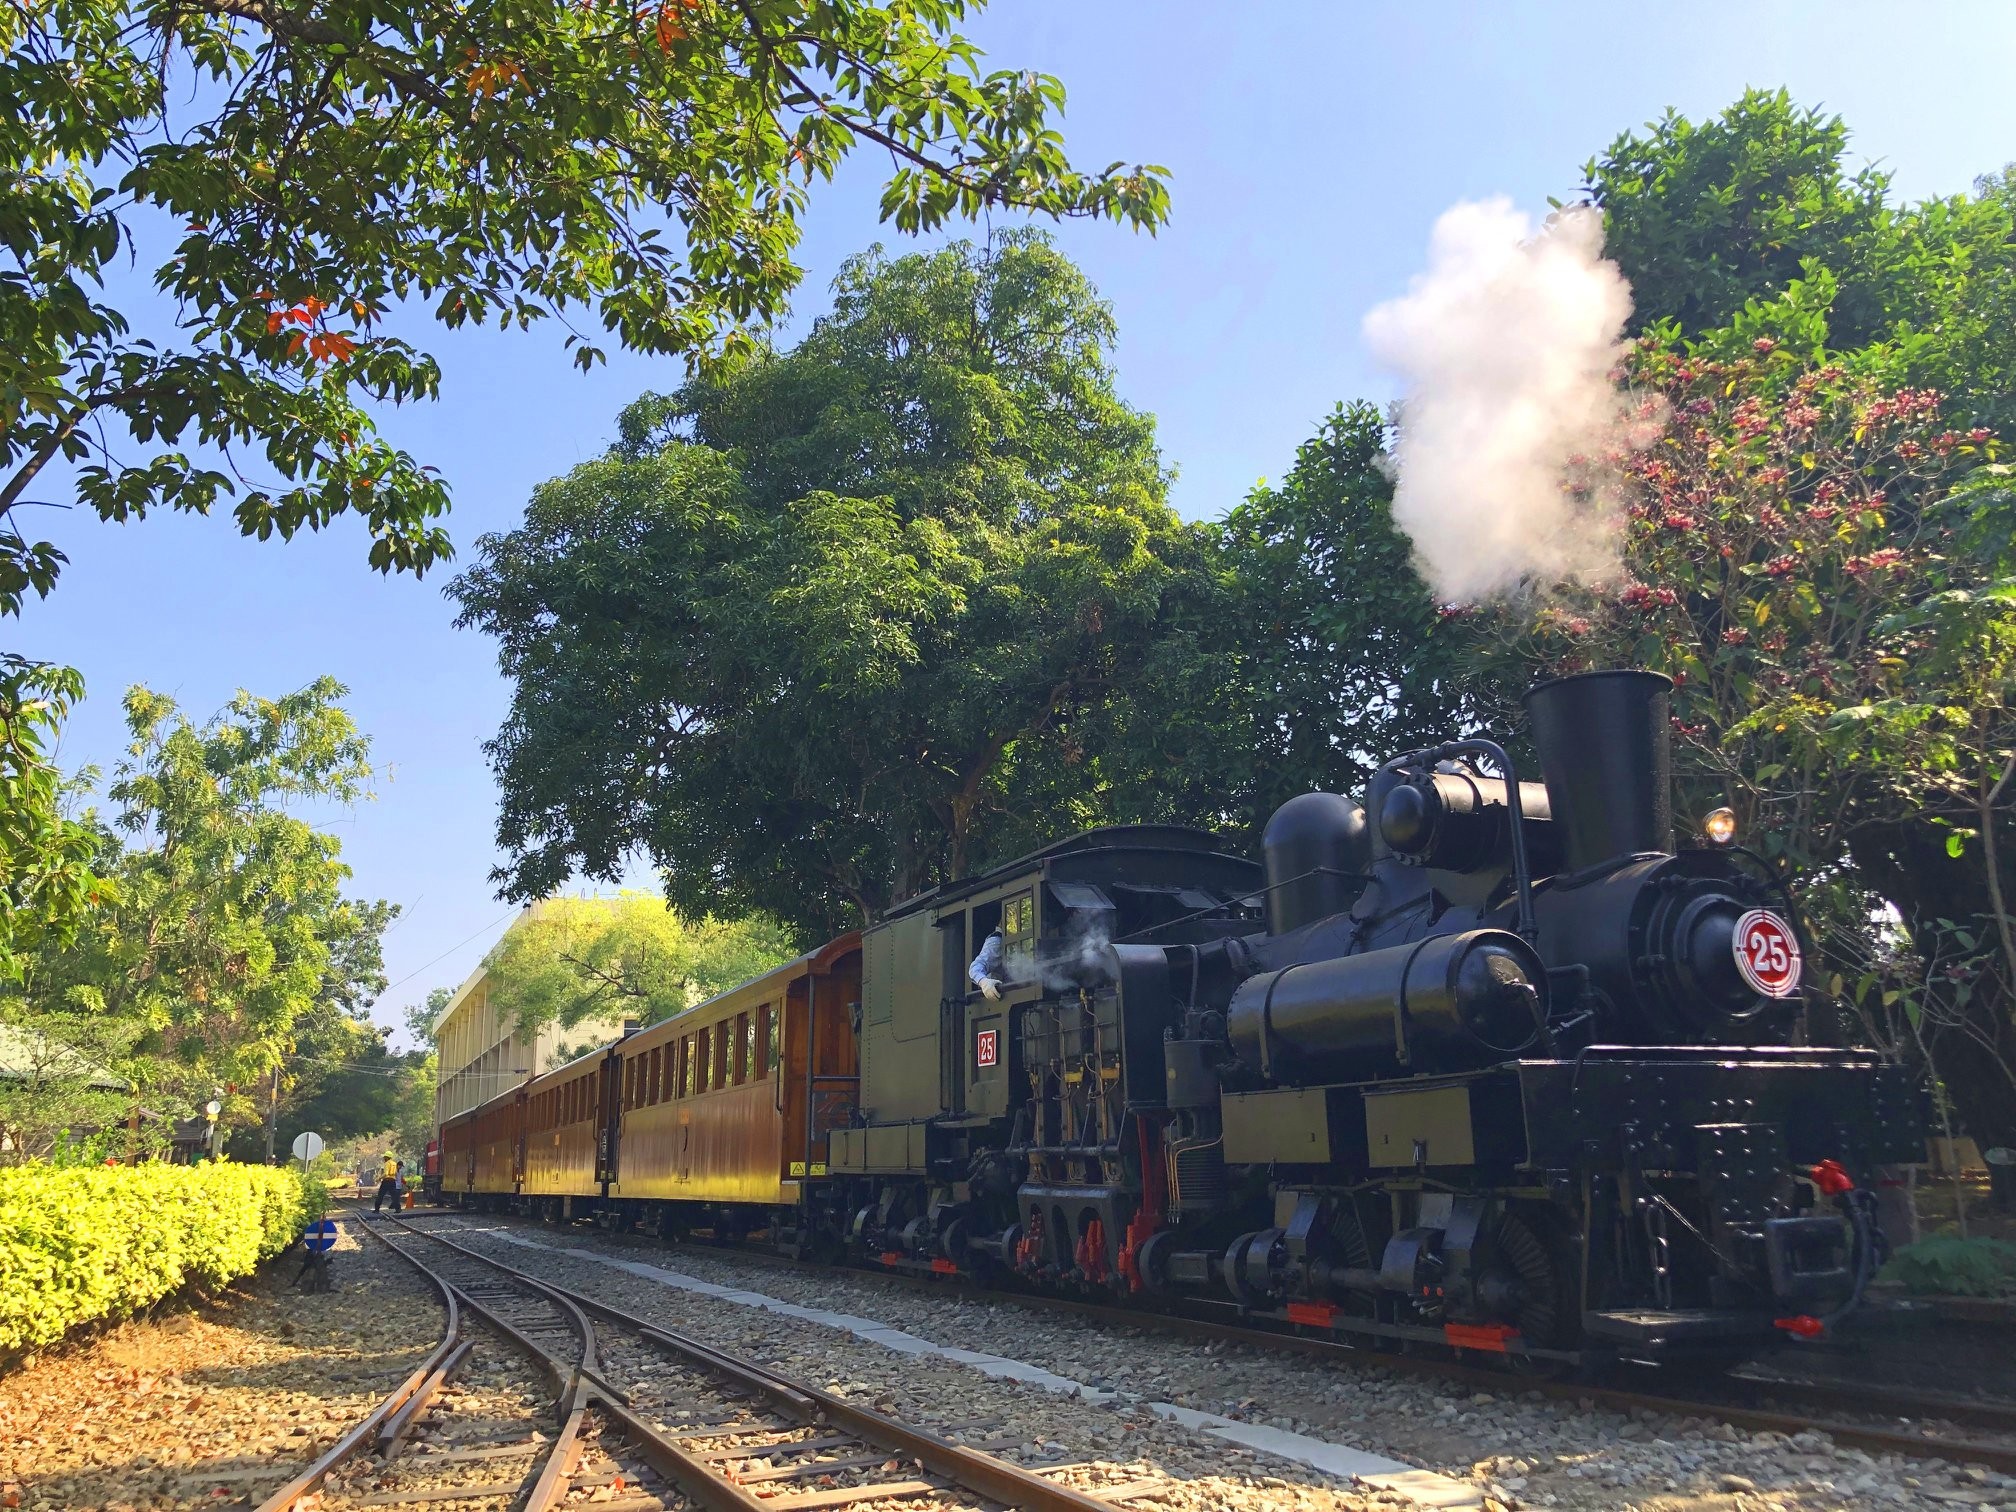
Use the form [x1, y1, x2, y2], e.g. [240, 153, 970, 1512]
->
[1497, 1207, 1583, 1376]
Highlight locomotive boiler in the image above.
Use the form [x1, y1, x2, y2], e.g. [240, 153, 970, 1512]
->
[829, 668, 1920, 1366]
[440, 668, 1924, 1371]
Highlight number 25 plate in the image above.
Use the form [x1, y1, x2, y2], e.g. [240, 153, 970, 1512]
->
[1733, 909, 1801, 997]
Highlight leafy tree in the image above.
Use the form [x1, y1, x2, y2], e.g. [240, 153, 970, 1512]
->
[401, 985, 453, 1049]
[10, 678, 397, 1142]
[454, 235, 1210, 934]
[0, 0, 1165, 965]
[1585, 90, 2016, 429]
[1470, 330, 2016, 1156]
[3, 0, 1167, 597]
[480, 894, 793, 1036]
[0, 1003, 137, 1164]
[241, 1016, 432, 1165]
[0, 660, 101, 981]
[1116, 403, 1471, 839]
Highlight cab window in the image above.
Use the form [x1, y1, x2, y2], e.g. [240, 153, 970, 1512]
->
[1002, 890, 1035, 946]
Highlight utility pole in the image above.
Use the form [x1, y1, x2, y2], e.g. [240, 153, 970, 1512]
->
[263, 1062, 280, 1165]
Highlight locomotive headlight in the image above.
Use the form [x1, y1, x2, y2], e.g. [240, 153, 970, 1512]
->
[1704, 806, 1738, 846]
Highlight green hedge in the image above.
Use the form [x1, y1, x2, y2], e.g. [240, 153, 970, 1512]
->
[0, 1162, 313, 1355]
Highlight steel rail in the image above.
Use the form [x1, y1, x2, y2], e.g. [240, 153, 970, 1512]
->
[377, 1213, 1129, 1512]
[253, 1219, 463, 1512]
[365, 1222, 600, 1512]
[412, 1208, 2016, 1477]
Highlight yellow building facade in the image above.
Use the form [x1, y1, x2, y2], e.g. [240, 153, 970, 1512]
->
[432, 904, 631, 1125]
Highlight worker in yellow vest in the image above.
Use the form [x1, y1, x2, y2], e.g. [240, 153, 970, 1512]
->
[373, 1151, 400, 1213]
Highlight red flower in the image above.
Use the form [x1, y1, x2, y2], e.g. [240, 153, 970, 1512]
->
[1765, 555, 1798, 577]
[1970, 427, 1992, 443]
[1721, 627, 1750, 645]
[1752, 337, 1777, 354]
[1662, 512, 1696, 531]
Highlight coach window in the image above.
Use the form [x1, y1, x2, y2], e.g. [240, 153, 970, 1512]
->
[700, 1027, 714, 1092]
[734, 1012, 750, 1083]
[647, 1047, 661, 1104]
[754, 1006, 771, 1078]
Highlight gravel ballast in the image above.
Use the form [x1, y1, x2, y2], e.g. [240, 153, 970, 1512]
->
[410, 1209, 2016, 1512]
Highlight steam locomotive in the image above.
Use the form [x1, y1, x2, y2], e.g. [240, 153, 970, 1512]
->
[439, 669, 1921, 1369]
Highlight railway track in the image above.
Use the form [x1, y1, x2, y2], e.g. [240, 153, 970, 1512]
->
[282, 1210, 1147, 1512]
[403, 1205, 2016, 1480]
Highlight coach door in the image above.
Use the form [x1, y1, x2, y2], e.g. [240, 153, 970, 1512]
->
[598, 1053, 622, 1187]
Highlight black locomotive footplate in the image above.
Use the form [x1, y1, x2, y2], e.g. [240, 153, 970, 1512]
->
[1517, 1047, 1925, 1172]
[1248, 1302, 1587, 1363]
[1585, 1307, 1782, 1345]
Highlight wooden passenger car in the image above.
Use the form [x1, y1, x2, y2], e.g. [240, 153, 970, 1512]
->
[438, 1109, 476, 1197]
[470, 1086, 525, 1196]
[522, 1048, 610, 1200]
[608, 934, 861, 1211]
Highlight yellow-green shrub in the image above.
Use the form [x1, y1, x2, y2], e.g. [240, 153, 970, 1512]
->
[0, 1162, 312, 1355]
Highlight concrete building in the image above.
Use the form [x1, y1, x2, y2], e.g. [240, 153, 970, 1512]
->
[432, 904, 631, 1125]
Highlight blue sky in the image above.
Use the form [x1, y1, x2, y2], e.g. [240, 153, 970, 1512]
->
[18, 2, 2016, 1045]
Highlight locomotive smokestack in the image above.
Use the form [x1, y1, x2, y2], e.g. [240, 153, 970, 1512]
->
[1522, 669, 1672, 874]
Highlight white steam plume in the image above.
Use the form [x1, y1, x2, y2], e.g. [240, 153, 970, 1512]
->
[1363, 199, 1650, 603]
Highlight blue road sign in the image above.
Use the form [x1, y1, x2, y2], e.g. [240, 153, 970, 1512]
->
[303, 1217, 339, 1253]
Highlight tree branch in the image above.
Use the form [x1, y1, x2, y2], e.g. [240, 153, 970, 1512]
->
[183, 0, 454, 109]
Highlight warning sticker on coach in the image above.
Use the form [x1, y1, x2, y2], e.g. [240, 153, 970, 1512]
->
[1733, 909, 1801, 997]
[975, 1028, 998, 1068]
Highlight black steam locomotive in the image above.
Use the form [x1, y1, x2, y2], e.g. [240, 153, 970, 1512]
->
[829, 669, 1921, 1367]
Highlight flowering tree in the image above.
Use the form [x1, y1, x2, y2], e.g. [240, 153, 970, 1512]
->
[1478, 314, 2016, 1153]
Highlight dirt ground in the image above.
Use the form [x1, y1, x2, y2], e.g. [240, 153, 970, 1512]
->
[0, 1221, 441, 1512]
